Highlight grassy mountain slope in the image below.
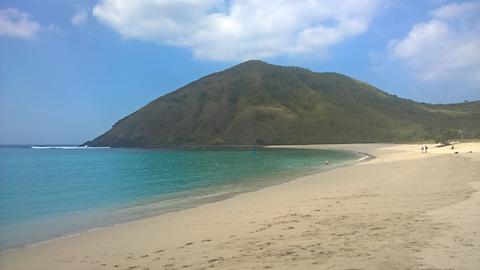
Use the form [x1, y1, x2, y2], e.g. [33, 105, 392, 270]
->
[87, 60, 480, 146]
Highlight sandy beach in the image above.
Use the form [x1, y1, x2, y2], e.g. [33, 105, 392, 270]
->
[1, 143, 479, 270]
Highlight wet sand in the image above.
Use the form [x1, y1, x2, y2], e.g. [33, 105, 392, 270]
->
[1, 143, 479, 270]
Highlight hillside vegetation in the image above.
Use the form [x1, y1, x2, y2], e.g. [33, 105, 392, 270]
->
[87, 60, 480, 146]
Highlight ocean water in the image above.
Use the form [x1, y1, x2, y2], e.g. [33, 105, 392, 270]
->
[0, 146, 362, 250]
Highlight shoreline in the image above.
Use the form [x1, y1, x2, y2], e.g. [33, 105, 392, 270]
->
[0, 147, 365, 253]
[1, 143, 479, 269]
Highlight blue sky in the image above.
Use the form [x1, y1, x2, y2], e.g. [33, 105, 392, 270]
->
[0, 0, 479, 144]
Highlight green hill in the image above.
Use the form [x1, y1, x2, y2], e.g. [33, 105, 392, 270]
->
[86, 60, 480, 147]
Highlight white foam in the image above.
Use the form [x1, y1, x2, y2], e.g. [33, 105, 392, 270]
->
[357, 156, 369, 161]
[31, 146, 110, 149]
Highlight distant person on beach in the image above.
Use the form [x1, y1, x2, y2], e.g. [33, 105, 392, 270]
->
[425, 145, 428, 153]
[421, 146, 424, 153]
[325, 160, 329, 165]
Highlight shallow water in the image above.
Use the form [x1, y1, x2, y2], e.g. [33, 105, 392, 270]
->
[0, 146, 361, 250]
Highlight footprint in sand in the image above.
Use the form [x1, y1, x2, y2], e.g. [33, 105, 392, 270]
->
[207, 256, 224, 263]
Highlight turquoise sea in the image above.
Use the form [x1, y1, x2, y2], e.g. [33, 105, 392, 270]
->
[0, 146, 362, 250]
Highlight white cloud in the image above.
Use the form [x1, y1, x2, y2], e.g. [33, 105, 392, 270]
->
[430, 1, 479, 19]
[71, 10, 88, 26]
[0, 8, 40, 39]
[390, 1, 480, 83]
[93, 0, 383, 61]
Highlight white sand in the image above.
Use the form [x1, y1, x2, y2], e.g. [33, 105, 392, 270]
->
[1, 143, 479, 270]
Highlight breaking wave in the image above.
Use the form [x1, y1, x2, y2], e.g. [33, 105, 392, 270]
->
[31, 146, 110, 149]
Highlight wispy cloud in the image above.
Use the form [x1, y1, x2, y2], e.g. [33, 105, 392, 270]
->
[389, 1, 480, 83]
[71, 10, 88, 26]
[0, 8, 40, 39]
[93, 0, 384, 61]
